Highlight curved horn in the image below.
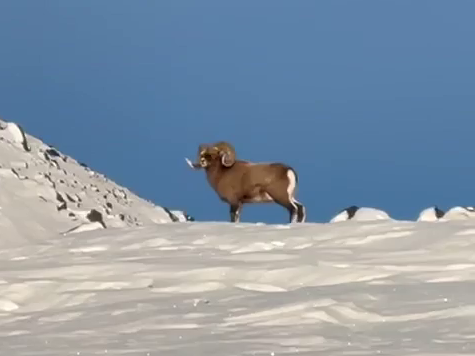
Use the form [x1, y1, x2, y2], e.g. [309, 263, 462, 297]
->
[214, 141, 236, 167]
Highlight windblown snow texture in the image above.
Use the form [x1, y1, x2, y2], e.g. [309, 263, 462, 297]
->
[1, 221, 475, 355]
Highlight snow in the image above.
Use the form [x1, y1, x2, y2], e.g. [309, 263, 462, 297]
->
[330, 206, 392, 223]
[2, 221, 475, 355]
[2, 122, 475, 355]
[418, 206, 475, 222]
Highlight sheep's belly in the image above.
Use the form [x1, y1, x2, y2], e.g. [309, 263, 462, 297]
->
[242, 192, 274, 203]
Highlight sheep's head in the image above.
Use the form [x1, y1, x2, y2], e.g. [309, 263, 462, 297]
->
[185, 141, 236, 169]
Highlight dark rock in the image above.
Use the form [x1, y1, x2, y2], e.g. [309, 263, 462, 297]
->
[86, 209, 106, 229]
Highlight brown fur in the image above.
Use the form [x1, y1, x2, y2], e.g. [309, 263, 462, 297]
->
[188, 142, 306, 223]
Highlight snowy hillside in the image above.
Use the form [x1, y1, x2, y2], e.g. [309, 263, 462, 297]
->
[0, 119, 190, 247]
[2, 220, 475, 355]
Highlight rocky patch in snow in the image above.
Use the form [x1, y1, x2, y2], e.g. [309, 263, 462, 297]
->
[0, 118, 192, 244]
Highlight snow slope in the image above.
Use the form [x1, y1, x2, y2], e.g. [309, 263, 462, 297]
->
[0, 119, 188, 247]
[2, 219, 475, 355]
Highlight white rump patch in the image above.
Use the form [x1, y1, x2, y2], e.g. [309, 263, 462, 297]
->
[286, 170, 296, 200]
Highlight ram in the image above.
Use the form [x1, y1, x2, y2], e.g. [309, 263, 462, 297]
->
[185, 141, 306, 223]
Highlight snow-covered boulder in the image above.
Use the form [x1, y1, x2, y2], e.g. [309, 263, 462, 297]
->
[418, 205, 475, 221]
[329, 205, 392, 223]
[417, 206, 446, 221]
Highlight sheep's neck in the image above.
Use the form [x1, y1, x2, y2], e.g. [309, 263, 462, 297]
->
[205, 164, 226, 189]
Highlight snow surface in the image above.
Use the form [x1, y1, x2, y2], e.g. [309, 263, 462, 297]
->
[2, 122, 475, 355]
[2, 220, 475, 355]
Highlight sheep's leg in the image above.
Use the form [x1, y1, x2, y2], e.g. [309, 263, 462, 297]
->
[287, 202, 301, 223]
[294, 201, 306, 222]
[289, 204, 300, 223]
[289, 201, 306, 223]
[265, 169, 306, 223]
[230, 203, 242, 222]
[264, 189, 299, 223]
[285, 169, 306, 223]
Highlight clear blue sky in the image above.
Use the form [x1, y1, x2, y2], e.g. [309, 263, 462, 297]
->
[1, 1, 474, 223]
